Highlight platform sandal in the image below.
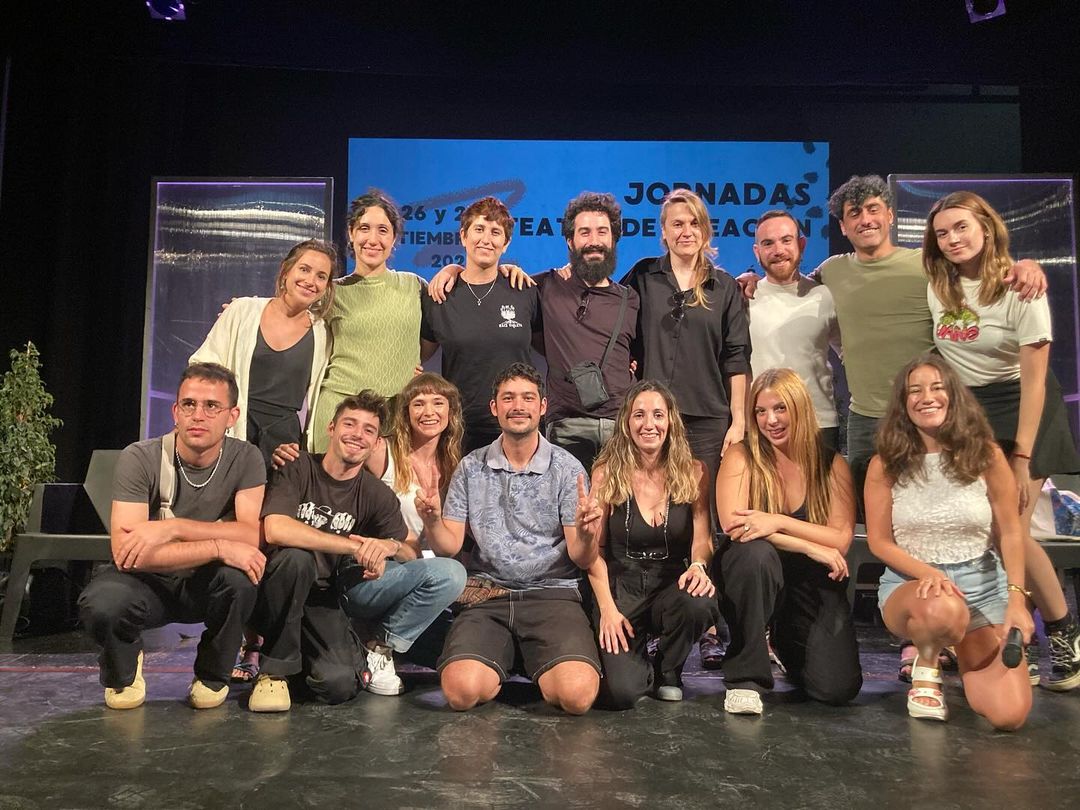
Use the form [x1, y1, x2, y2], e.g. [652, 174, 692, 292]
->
[907, 656, 948, 722]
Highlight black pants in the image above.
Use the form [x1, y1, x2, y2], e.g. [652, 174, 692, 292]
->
[79, 563, 256, 691]
[596, 565, 719, 710]
[253, 548, 367, 705]
[714, 538, 862, 705]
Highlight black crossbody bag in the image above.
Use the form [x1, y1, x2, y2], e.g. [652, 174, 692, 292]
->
[565, 286, 629, 411]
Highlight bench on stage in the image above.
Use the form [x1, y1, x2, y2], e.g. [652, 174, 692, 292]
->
[0, 450, 119, 642]
[844, 529, 1080, 609]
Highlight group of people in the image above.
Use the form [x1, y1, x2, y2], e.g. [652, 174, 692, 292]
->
[76, 175, 1080, 732]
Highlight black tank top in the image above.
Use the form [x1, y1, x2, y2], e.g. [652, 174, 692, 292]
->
[607, 496, 693, 573]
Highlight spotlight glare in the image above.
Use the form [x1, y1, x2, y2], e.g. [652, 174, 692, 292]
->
[966, 0, 1006, 24]
[146, 1, 187, 21]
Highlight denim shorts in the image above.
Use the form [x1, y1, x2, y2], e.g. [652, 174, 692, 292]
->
[877, 549, 1007, 631]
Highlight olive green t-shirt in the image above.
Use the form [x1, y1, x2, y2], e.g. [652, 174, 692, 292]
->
[816, 247, 932, 418]
[310, 270, 423, 452]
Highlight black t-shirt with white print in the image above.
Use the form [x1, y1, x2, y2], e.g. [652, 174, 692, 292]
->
[261, 452, 407, 588]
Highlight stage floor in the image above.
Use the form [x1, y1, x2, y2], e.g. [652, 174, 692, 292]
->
[2, 618, 1078, 809]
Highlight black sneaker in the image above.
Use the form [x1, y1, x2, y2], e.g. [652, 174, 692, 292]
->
[1046, 622, 1080, 691]
[1025, 642, 1040, 686]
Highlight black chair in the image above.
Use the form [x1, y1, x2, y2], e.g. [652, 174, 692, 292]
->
[1, 450, 119, 641]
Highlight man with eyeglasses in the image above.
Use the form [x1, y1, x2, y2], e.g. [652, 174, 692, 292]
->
[79, 362, 266, 710]
[428, 192, 639, 473]
[417, 363, 603, 714]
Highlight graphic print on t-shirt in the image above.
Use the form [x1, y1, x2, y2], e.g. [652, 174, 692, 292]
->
[936, 305, 980, 343]
[499, 304, 523, 328]
[296, 500, 356, 534]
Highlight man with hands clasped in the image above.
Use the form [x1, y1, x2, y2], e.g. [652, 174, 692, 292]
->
[250, 390, 463, 711]
[79, 363, 267, 710]
[417, 362, 603, 715]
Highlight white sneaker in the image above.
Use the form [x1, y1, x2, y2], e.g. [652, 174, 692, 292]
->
[724, 688, 764, 715]
[366, 644, 404, 696]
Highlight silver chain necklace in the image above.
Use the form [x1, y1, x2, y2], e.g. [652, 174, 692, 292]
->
[176, 445, 223, 490]
[463, 276, 498, 306]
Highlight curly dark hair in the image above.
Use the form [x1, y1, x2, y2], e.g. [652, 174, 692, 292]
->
[827, 175, 893, 220]
[346, 188, 404, 240]
[561, 191, 622, 243]
[491, 362, 545, 400]
[876, 353, 995, 486]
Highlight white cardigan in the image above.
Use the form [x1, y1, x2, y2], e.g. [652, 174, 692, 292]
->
[190, 297, 330, 444]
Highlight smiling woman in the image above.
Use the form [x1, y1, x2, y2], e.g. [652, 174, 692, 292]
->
[420, 197, 542, 453]
[190, 239, 338, 470]
[713, 368, 861, 715]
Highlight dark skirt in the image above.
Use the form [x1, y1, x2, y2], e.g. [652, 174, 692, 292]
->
[970, 369, 1080, 479]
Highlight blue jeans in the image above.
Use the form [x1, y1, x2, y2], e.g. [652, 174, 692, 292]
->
[846, 412, 880, 521]
[339, 558, 466, 653]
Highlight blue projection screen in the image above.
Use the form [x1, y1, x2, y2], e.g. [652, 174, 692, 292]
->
[347, 139, 829, 281]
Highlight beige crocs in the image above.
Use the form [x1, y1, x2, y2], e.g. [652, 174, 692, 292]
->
[189, 678, 229, 709]
[105, 651, 146, 710]
[249, 674, 291, 713]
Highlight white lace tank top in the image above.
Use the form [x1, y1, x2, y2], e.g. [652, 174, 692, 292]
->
[891, 453, 992, 564]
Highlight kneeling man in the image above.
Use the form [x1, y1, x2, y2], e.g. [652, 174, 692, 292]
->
[251, 391, 464, 711]
[79, 362, 266, 709]
[418, 363, 602, 714]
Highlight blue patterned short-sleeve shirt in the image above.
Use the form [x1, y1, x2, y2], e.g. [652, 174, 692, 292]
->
[443, 434, 586, 590]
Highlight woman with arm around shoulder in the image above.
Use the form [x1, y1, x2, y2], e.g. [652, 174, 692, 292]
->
[924, 191, 1080, 691]
[865, 353, 1034, 729]
[714, 368, 862, 715]
[581, 380, 719, 709]
[190, 238, 337, 681]
[191, 238, 337, 471]
[336, 372, 468, 675]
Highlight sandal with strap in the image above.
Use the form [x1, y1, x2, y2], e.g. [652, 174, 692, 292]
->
[899, 643, 958, 682]
[907, 657, 948, 721]
[231, 642, 262, 683]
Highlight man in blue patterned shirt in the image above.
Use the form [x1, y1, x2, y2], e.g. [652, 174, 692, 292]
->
[417, 362, 603, 714]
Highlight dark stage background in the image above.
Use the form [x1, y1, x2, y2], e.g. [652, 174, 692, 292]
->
[1, 2, 1078, 481]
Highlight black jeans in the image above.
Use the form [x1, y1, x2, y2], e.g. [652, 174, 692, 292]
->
[253, 548, 367, 704]
[79, 563, 256, 691]
[714, 538, 862, 705]
[595, 564, 719, 710]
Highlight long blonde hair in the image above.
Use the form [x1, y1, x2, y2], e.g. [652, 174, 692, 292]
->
[388, 373, 463, 496]
[744, 369, 832, 525]
[660, 189, 718, 310]
[922, 191, 1013, 313]
[594, 380, 699, 506]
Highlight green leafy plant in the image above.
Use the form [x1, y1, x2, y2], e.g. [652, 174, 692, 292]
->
[0, 343, 62, 552]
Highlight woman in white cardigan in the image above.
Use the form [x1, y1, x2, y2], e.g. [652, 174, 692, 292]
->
[191, 239, 337, 469]
[190, 239, 338, 682]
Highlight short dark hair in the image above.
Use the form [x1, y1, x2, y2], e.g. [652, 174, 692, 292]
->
[491, 362, 545, 400]
[561, 191, 622, 243]
[333, 390, 388, 428]
[755, 209, 804, 237]
[178, 363, 239, 407]
[827, 175, 892, 220]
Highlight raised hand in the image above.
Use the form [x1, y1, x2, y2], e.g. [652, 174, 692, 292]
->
[413, 461, 443, 523]
[575, 474, 603, 543]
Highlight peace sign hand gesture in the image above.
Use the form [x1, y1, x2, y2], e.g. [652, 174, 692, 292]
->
[413, 461, 443, 525]
[575, 474, 603, 544]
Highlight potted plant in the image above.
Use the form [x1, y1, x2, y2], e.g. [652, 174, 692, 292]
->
[0, 343, 62, 552]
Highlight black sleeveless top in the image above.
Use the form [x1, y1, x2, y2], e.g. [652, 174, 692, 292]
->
[248, 327, 314, 412]
[606, 496, 693, 574]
